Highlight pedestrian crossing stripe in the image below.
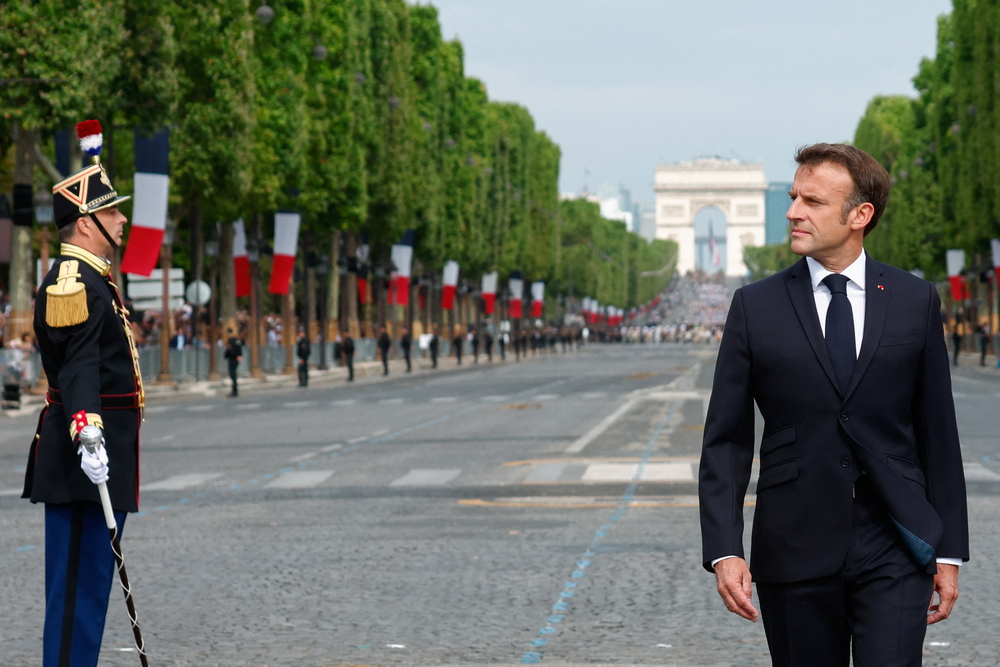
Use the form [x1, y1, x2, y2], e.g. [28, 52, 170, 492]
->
[264, 470, 334, 489]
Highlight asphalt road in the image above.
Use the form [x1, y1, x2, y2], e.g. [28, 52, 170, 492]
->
[1, 343, 999, 667]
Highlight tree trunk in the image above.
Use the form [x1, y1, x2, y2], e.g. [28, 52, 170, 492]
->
[327, 230, 341, 339]
[219, 221, 237, 335]
[8, 123, 37, 342]
[345, 232, 360, 338]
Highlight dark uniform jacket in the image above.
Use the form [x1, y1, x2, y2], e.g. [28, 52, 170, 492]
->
[699, 256, 969, 583]
[23, 244, 144, 512]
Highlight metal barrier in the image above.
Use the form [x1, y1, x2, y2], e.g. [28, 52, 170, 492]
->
[1, 336, 474, 388]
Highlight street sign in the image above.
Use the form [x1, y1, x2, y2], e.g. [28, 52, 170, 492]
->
[126, 268, 184, 312]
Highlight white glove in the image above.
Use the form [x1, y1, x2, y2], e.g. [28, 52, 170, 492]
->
[77, 442, 109, 485]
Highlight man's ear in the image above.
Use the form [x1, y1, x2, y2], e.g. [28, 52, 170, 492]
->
[849, 202, 875, 232]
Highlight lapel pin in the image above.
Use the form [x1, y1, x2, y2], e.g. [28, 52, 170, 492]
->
[877, 285, 885, 290]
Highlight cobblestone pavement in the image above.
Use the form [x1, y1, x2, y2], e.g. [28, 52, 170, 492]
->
[1, 344, 998, 666]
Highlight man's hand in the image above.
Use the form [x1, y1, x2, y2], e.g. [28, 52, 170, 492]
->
[714, 557, 759, 622]
[77, 442, 109, 485]
[927, 563, 959, 625]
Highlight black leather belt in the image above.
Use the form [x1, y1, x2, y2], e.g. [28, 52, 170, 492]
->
[46, 388, 140, 409]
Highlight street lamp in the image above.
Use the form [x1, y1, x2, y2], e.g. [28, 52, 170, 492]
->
[205, 237, 221, 380]
[155, 220, 177, 385]
[256, 2, 274, 24]
[246, 235, 264, 378]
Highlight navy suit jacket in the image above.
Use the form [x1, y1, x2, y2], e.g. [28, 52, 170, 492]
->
[699, 256, 969, 584]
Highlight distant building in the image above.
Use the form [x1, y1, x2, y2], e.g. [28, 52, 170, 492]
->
[637, 203, 656, 241]
[653, 157, 767, 277]
[765, 182, 792, 244]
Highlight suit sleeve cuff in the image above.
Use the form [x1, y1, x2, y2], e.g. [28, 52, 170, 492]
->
[711, 555, 739, 568]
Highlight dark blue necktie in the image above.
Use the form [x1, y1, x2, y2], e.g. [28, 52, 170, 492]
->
[823, 274, 855, 393]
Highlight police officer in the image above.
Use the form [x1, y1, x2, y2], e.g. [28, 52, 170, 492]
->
[224, 328, 243, 397]
[22, 120, 145, 667]
[296, 329, 311, 386]
[400, 327, 412, 373]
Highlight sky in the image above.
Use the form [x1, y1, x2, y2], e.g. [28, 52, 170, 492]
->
[422, 0, 954, 205]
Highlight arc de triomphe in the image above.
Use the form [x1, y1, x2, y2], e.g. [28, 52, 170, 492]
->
[653, 158, 767, 278]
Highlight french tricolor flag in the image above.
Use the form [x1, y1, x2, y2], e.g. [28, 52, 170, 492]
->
[508, 271, 524, 319]
[481, 271, 498, 314]
[268, 211, 300, 295]
[946, 249, 969, 301]
[357, 241, 370, 305]
[121, 128, 169, 276]
[531, 281, 545, 318]
[390, 230, 415, 306]
[992, 239, 1000, 286]
[442, 260, 459, 310]
[232, 218, 251, 298]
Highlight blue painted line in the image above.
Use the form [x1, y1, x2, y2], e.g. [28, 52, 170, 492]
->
[16, 545, 36, 552]
[134, 511, 148, 518]
[520, 395, 681, 663]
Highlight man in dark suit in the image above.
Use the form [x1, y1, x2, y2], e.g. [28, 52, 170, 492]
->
[699, 143, 968, 667]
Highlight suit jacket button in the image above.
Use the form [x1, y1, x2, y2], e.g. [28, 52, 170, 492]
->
[840, 457, 851, 468]
[840, 412, 849, 422]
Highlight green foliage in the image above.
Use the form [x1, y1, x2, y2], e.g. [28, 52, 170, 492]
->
[0, 0, 126, 130]
[743, 241, 798, 282]
[1, 0, 664, 315]
[555, 199, 676, 308]
[854, 6, 1000, 279]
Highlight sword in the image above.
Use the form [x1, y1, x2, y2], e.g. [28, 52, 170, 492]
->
[79, 425, 149, 667]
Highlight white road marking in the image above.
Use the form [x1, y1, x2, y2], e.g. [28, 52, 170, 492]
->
[581, 462, 694, 482]
[534, 394, 560, 401]
[480, 395, 508, 402]
[283, 401, 317, 409]
[389, 468, 462, 486]
[524, 463, 566, 483]
[264, 470, 334, 489]
[579, 392, 607, 400]
[565, 400, 636, 454]
[144, 406, 171, 414]
[321, 444, 343, 453]
[431, 396, 458, 403]
[347, 436, 367, 444]
[332, 400, 357, 406]
[188, 405, 213, 412]
[288, 452, 317, 463]
[0, 488, 22, 497]
[379, 398, 404, 405]
[235, 403, 262, 411]
[142, 473, 223, 491]
[371, 428, 390, 437]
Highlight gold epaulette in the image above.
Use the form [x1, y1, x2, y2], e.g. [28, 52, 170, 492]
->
[45, 260, 89, 327]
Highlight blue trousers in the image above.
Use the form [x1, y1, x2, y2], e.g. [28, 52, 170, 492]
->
[44, 502, 126, 667]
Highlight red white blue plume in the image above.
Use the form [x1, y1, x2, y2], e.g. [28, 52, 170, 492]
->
[76, 119, 103, 163]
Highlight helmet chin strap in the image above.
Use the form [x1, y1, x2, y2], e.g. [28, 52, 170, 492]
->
[88, 212, 119, 251]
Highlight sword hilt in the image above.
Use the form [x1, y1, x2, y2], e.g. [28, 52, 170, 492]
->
[79, 424, 105, 454]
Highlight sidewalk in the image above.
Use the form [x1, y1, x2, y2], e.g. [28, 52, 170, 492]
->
[1, 349, 558, 418]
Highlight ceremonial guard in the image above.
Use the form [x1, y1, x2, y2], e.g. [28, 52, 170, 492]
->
[22, 120, 146, 667]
